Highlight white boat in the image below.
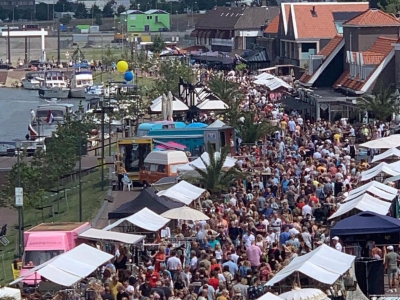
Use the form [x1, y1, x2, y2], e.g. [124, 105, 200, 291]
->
[28, 102, 74, 140]
[38, 71, 70, 99]
[85, 84, 106, 100]
[21, 71, 44, 90]
[70, 71, 93, 98]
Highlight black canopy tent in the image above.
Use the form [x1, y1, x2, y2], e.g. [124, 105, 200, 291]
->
[108, 187, 183, 219]
[331, 211, 400, 236]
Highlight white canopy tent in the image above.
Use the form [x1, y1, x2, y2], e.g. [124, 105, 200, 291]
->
[265, 244, 355, 286]
[9, 244, 113, 286]
[196, 99, 228, 111]
[343, 181, 397, 202]
[254, 78, 291, 91]
[157, 180, 205, 205]
[360, 162, 400, 181]
[0, 287, 21, 300]
[328, 193, 391, 220]
[79, 228, 145, 244]
[178, 151, 237, 173]
[102, 208, 170, 232]
[360, 135, 400, 149]
[255, 72, 275, 80]
[372, 147, 400, 163]
[150, 95, 189, 112]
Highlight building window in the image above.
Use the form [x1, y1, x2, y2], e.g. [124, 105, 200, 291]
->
[147, 16, 152, 19]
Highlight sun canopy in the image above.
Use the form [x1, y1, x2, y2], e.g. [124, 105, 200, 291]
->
[360, 135, 400, 149]
[265, 244, 355, 286]
[331, 211, 400, 236]
[253, 77, 291, 91]
[104, 207, 170, 232]
[344, 181, 397, 202]
[161, 206, 210, 221]
[360, 162, 400, 181]
[177, 152, 237, 172]
[372, 147, 400, 163]
[150, 95, 189, 112]
[108, 187, 183, 219]
[328, 193, 391, 220]
[196, 99, 228, 111]
[79, 228, 145, 244]
[0, 287, 21, 300]
[157, 180, 205, 205]
[9, 244, 113, 286]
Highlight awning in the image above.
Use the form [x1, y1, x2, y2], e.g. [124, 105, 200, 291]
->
[360, 162, 400, 181]
[0, 287, 21, 300]
[157, 180, 205, 205]
[328, 193, 391, 220]
[154, 140, 187, 151]
[190, 29, 199, 37]
[79, 228, 145, 244]
[103, 207, 170, 232]
[9, 244, 113, 286]
[178, 151, 237, 172]
[372, 147, 400, 163]
[344, 181, 397, 202]
[197, 99, 228, 110]
[265, 244, 355, 286]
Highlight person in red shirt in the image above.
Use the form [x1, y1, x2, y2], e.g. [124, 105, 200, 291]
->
[309, 193, 319, 206]
[145, 266, 160, 288]
[208, 270, 220, 290]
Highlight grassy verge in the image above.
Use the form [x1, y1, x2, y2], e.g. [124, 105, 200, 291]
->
[0, 170, 107, 285]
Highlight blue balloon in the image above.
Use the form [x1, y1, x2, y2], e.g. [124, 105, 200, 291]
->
[124, 71, 134, 81]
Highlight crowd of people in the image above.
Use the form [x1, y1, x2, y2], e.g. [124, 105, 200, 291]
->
[96, 70, 399, 300]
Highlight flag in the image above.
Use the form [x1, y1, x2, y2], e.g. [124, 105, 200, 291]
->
[46, 110, 54, 124]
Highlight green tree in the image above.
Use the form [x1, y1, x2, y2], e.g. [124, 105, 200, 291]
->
[357, 86, 398, 121]
[102, 44, 115, 66]
[0, 6, 8, 20]
[95, 14, 103, 25]
[59, 14, 72, 25]
[72, 46, 85, 62]
[149, 58, 194, 99]
[35, 3, 50, 20]
[90, 4, 102, 18]
[54, 0, 72, 12]
[74, 3, 88, 19]
[379, 0, 400, 13]
[187, 143, 245, 194]
[237, 112, 278, 143]
[103, 0, 115, 17]
[208, 75, 244, 124]
[151, 35, 165, 53]
[117, 4, 126, 15]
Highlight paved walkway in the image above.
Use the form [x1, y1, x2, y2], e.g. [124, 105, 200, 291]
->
[0, 207, 18, 228]
[92, 188, 140, 229]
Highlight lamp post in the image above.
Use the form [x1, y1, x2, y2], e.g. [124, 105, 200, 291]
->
[13, 5, 18, 23]
[14, 138, 24, 258]
[76, 111, 83, 222]
[191, 2, 196, 27]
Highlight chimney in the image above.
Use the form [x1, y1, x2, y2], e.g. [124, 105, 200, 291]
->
[369, 0, 379, 9]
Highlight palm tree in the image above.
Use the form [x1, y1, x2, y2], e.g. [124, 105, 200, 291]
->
[237, 112, 278, 144]
[208, 75, 243, 124]
[188, 143, 245, 195]
[357, 86, 398, 121]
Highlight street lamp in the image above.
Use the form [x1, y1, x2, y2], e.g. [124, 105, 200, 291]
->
[191, 2, 197, 27]
[14, 138, 24, 258]
[76, 111, 83, 222]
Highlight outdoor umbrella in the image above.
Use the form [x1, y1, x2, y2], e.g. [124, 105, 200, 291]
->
[161, 206, 210, 221]
[360, 135, 400, 149]
[279, 288, 328, 300]
[257, 292, 283, 300]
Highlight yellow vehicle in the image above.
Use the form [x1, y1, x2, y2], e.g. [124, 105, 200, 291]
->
[117, 137, 153, 181]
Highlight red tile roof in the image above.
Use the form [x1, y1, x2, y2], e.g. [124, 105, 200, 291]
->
[334, 36, 397, 91]
[343, 9, 400, 26]
[299, 35, 344, 84]
[287, 2, 369, 39]
[264, 15, 279, 34]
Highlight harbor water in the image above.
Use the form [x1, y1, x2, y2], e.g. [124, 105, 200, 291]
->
[0, 88, 84, 141]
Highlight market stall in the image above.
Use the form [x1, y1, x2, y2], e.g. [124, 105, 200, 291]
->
[0, 287, 21, 300]
[157, 180, 205, 205]
[360, 162, 400, 181]
[79, 228, 145, 244]
[343, 181, 397, 202]
[372, 147, 400, 163]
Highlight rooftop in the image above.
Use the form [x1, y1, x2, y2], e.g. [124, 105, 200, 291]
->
[343, 8, 400, 26]
[280, 2, 369, 39]
[264, 15, 279, 34]
[195, 6, 279, 30]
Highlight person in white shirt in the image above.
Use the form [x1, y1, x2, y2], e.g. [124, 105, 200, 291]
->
[190, 251, 198, 272]
[166, 250, 181, 279]
[296, 116, 304, 126]
[302, 202, 312, 217]
[242, 229, 255, 249]
[332, 236, 343, 252]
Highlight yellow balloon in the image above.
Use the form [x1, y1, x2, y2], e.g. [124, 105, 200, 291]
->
[116, 60, 129, 73]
